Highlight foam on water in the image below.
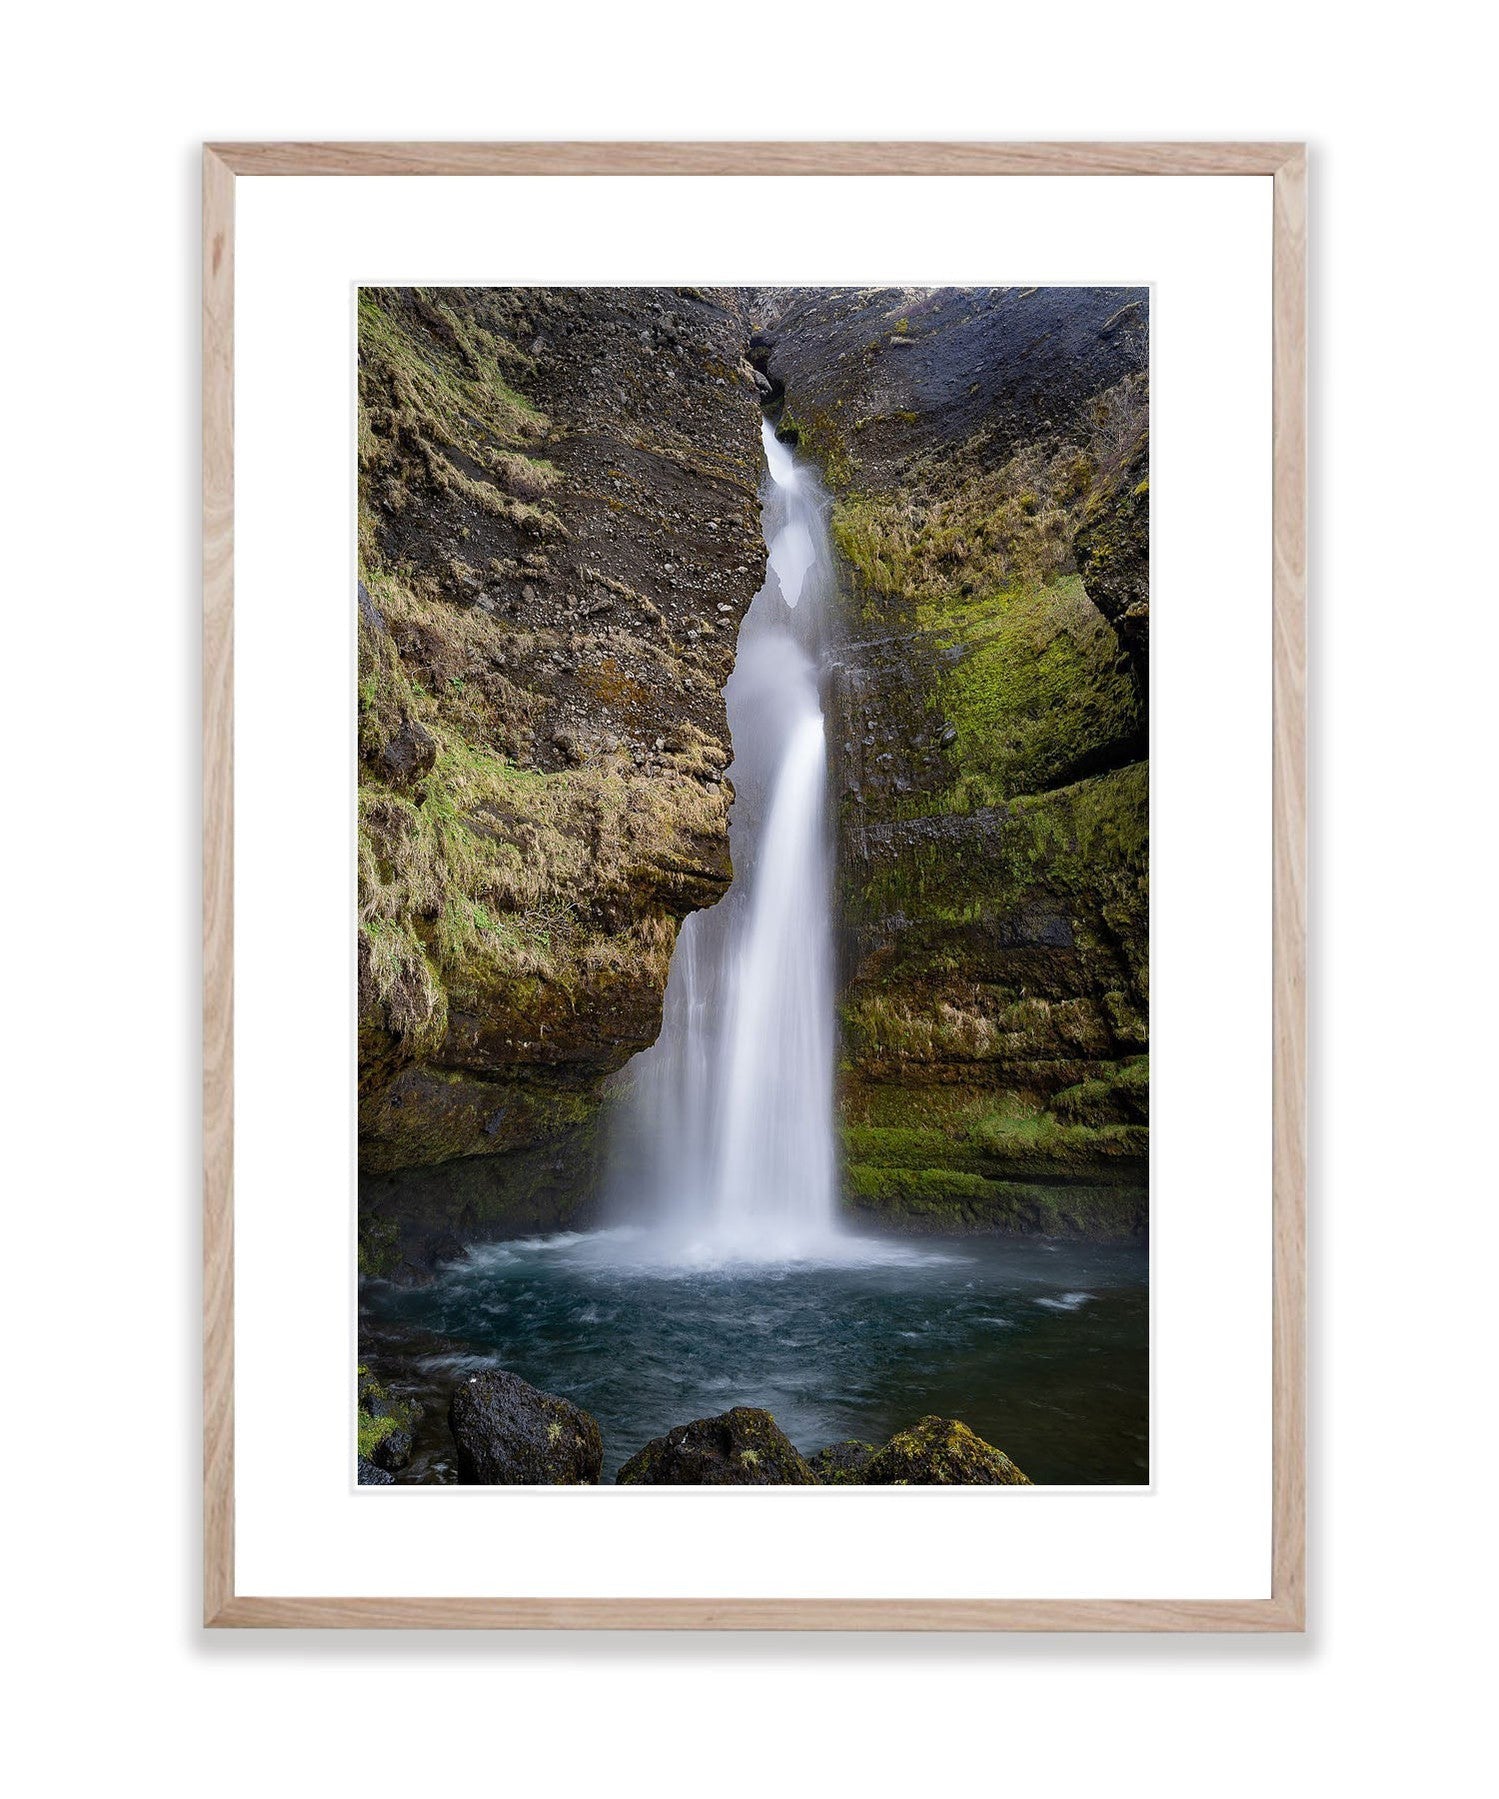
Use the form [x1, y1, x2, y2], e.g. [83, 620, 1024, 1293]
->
[1034, 1291, 1097, 1311]
[458, 1224, 958, 1282]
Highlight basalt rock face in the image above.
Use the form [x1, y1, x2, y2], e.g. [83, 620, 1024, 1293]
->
[1074, 428, 1150, 696]
[758, 288, 1150, 1237]
[357, 289, 766, 1271]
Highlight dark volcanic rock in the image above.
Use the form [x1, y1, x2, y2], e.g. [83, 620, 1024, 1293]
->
[617, 1407, 817, 1486]
[369, 1424, 415, 1472]
[759, 285, 1148, 492]
[861, 1416, 1032, 1486]
[360, 1213, 471, 1288]
[1074, 428, 1150, 699]
[448, 1368, 603, 1485]
[808, 1439, 879, 1484]
[357, 1457, 395, 1485]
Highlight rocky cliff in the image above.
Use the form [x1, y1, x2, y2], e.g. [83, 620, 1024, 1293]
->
[757, 287, 1150, 1236]
[358, 284, 1150, 1268]
[357, 288, 766, 1274]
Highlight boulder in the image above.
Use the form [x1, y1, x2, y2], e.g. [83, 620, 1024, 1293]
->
[357, 1457, 395, 1485]
[448, 1369, 603, 1485]
[861, 1416, 1032, 1485]
[617, 1407, 816, 1486]
[808, 1439, 879, 1484]
[358, 1363, 419, 1471]
[374, 712, 438, 787]
[370, 1423, 414, 1472]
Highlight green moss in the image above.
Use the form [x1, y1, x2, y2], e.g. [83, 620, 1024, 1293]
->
[829, 497, 1138, 810]
[356, 1367, 418, 1464]
[837, 1061, 1146, 1235]
[829, 762, 1148, 1213]
[1050, 1055, 1150, 1126]
[967, 1105, 1147, 1170]
[794, 405, 854, 489]
[844, 1163, 1145, 1238]
[357, 1409, 398, 1461]
[928, 576, 1139, 807]
[842, 1123, 963, 1169]
[821, 372, 1147, 813]
[861, 1416, 1032, 1485]
[850, 762, 1148, 932]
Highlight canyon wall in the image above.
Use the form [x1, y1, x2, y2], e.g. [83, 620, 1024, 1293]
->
[357, 285, 1150, 1270]
[357, 288, 766, 1274]
[758, 287, 1150, 1236]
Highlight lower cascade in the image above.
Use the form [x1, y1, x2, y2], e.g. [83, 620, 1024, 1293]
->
[607, 419, 841, 1260]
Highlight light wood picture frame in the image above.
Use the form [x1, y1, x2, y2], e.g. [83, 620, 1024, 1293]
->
[203, 140, 1306, 1631]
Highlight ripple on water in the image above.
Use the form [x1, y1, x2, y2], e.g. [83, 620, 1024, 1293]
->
[1034, 1291, 1096, 1312]
[367, 1228, 1148, 1484]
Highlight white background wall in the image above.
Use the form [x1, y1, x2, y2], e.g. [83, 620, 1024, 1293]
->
[5, 4, 1493, 1794]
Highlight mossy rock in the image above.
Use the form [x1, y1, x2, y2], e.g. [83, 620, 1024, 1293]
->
[448, 1368, 603, 1485]
[1073, 422, 1150, 698]
[843, 1164, 1147, 1240]
[808, 1440, 879, 1484]
[355, 286, 767, 1228]
[768, 291, 1150, 1212]
[861, 1416, 1032, 1485]
[617, 1407, 816, 1486]
[1049, 1056, 1150, 1127]
[356, 1364, 421, 1471]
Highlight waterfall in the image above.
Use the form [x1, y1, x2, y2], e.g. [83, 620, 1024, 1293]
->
[607, 417, 841, 1261]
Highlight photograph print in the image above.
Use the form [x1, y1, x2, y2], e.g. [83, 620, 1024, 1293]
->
[356, 285, 1149, 1487]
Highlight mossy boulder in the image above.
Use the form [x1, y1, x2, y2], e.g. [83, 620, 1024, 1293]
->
[448, 1368, 603, 1485]
[617, 1407, 816, 1486]
[357, 1363, 421, 1473]
[808, 1439, 879, 1484]
[861, 1416, 1032, 1485]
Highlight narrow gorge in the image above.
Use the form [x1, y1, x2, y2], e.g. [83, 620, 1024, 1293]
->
[356, 284, 1150, 1484]
[358, 285, 1148, 1279]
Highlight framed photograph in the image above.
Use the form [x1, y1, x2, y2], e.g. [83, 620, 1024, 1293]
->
[204, 141, 1305, 1629]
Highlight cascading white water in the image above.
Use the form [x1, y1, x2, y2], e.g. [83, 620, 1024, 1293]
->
[607, 418, 842, 1261]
